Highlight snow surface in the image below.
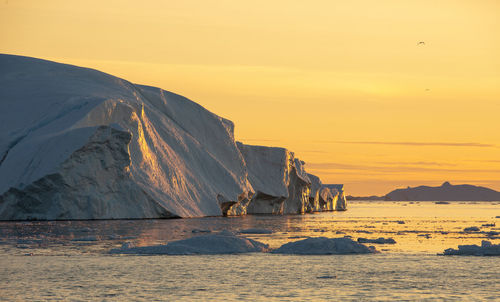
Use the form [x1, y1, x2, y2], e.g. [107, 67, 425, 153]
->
[442, 241, 500, 256]
[272, 237, 378, 254]
[109, 233, 269, 255]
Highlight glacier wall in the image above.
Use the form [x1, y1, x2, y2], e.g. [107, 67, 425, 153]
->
[0, 54, 347, 220]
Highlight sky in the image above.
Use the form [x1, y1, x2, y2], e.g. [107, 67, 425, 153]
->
[1, 0, 499, 195]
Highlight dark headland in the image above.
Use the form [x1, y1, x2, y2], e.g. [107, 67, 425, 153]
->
[347, 181, 500, 201]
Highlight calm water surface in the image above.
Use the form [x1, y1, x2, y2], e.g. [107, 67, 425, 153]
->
[1, 201, 499, 301]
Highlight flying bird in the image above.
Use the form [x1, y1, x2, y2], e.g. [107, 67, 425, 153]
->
[417, 41, 425, 46]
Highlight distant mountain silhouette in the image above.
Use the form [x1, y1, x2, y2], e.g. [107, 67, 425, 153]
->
[384, 182, 500, 201]
[347, 182, 500, 201]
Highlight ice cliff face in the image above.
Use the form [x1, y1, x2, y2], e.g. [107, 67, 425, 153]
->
[236, 143, 311, 215]
[0, 54, 347, 220]
[320, 184, 348, 211]
[0, 54, 252, 219]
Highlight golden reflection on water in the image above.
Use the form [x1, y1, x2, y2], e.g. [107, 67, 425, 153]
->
[243, 201, 500, 254]
[0, 201, 498, 256]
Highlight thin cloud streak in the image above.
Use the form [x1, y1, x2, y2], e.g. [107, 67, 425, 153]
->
[374, 161, 456, 167]
[328, 141, 495, 148]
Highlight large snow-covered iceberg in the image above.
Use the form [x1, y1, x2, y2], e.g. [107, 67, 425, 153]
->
[0, 54, 348, 220]
[0, 54, 252, 220]
[237, 143, 311, 215]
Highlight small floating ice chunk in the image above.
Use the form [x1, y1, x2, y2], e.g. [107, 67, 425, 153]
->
[272, 237, 378, 255]
[463, 227, 480, 232]
[71, 236, 99, 241]
[435, 201, 450, 204]
[442, 240, 500, 256]
[239, 228, 273, 234]
[109, 234, 269, 255]
[191, 229, 211, 233]
[354, 230, 373, 234]
[395, 220, 405, 224]
[357, 237, 396, 244]
[484, 231, 499, 237]
[481, 223, 495, 227]
[317, 275, 336, 279]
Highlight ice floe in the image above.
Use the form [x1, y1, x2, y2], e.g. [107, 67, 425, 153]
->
[272, 237, 378, 255]
[357, 237, 396, 244]
[109, 233, 269, 255]
[442, 241, 500, 256]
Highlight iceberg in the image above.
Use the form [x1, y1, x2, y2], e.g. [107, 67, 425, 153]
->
[442, 241, 500, 256]
[0, 54, 348, 220]
[306, 173, 322, 212]
[318, 184, 347, 211]
[272, 237, 378, 254]
[0, 54, 252, 220]
[109, 233, 269, 255]
[237, 143, 311, 215]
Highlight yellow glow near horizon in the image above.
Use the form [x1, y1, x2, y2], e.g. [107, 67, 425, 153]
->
[1, 0, 499, 195]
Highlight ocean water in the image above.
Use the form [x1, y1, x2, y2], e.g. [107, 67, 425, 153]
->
[1, 201, 499, 301]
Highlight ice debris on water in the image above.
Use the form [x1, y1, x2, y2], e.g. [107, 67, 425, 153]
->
[71, 236, 99, 241]
[357, 237, 396, 244]
[317, 275, 337, 279]
[463, 227, 480, 232]
[484, 231, 499, 237]
[239, 228, 273, 234]
[109, 234, 269, 255]
[272, 237, 378, 255]
[442, 241, 500, 256]
[191, 229, 211, 233]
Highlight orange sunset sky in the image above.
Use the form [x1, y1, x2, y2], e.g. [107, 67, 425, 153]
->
[1, 0, 499, 195]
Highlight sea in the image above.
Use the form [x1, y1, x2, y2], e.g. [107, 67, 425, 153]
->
[1, 201, 499, 301]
